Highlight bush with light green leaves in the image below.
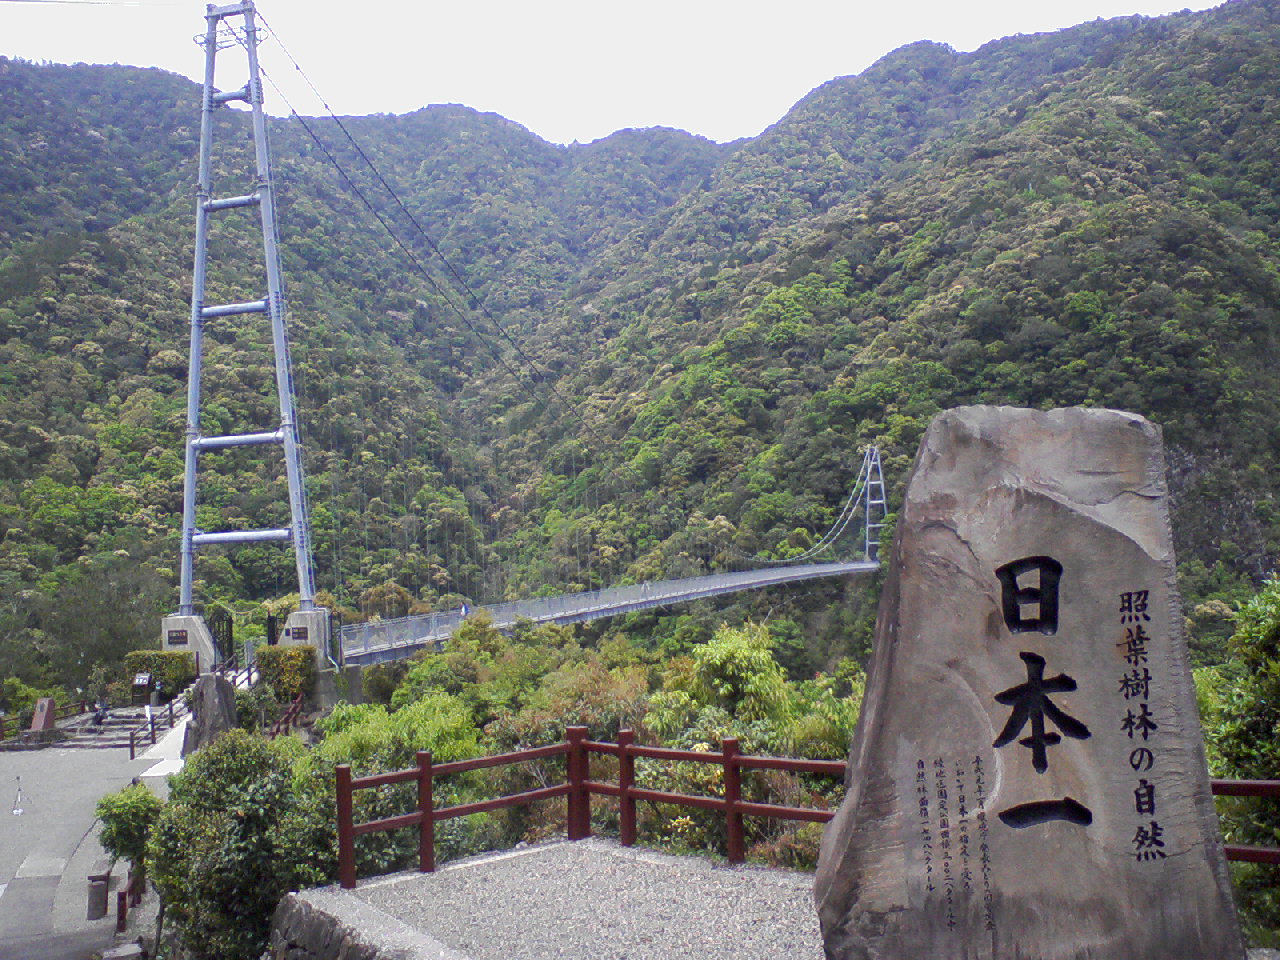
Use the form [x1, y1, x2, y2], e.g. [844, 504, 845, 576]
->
[96, 782, 162, 872]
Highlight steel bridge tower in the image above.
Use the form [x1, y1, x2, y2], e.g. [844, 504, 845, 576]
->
[162, 0, 327, 670]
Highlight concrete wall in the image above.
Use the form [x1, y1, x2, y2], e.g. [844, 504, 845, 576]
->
[313, 665, 365, 710]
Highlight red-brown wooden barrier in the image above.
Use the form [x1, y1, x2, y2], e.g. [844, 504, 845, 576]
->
[334, 725, 1280, 889]
[1211, 778, 1280, 865]
[269, 691, 306, 739]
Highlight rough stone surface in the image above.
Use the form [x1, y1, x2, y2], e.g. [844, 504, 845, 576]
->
[816, 406, 1245, 960]
[265, 884, 493, 960]
[28, 697, 56, 731]
[181, 674, 237, 756]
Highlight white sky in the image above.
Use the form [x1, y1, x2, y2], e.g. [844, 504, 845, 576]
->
[2, 0, 1220, 145]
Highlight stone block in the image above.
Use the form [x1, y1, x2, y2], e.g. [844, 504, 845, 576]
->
[816, 406, 1244, 960]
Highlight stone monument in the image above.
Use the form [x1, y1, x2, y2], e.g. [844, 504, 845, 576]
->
[28, 697, 56, 731]
[181, 673, 237, 756]
[815, 406, 1244, 960]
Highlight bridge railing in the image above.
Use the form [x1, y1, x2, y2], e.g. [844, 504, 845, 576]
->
[339, 562, 877, 660]
[333, 726, 1280, 888]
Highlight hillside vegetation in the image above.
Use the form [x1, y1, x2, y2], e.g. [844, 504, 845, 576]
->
[1, 0, 1278, 686]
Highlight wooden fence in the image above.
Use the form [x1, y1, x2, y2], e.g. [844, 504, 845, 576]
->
[334, 725, 1280, 889]
[0, 699, 89, 742]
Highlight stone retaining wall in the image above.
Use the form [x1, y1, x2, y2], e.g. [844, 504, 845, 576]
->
[264, 895, 381, 960]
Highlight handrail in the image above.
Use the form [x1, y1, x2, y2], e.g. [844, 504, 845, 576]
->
[55, 699, 91, 723]
[333, 731, 1280, 888]
[127, 700, 184, 760]
[334, 726, 845, 888]
[268, 692, 305, 739]
[1211, 778, 1280, 865]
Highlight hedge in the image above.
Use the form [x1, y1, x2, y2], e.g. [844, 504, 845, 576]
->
[254, 646, 316, 702]
[122, 651, 198, 695]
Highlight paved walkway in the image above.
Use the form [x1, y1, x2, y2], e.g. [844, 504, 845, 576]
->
[0, 719, 186, 960]
[300, 839, 824, 960]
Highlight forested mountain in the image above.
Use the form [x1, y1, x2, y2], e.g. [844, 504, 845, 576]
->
[1, 0, 1278, 688]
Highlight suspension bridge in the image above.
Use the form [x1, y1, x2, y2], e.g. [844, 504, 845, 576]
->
[339, 445, 886, 665]
[165, 1, 890, 671]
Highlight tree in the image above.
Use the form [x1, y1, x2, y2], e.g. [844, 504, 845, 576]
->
[38, 545, 169, 688]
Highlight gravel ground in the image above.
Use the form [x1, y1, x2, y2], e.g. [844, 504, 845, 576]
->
[343, 838, 824, 960]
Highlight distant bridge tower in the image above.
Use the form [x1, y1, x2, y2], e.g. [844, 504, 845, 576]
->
[161, 0, 328, 670]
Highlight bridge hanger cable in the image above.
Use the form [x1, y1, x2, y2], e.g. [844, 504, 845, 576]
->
[265, 59, 869, 570]
[243, 20, 875, 572]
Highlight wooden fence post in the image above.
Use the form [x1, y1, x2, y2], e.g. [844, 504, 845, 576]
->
[723, 737, 744, 864]
[336, 764, 357, 889]
[618, 729, 636, 847]
[417, 750, 435, 874]
[566, 725, 590, 840]
[115, 890, 127, 932]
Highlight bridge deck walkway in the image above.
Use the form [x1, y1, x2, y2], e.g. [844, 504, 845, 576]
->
[340, 561, 878, 665]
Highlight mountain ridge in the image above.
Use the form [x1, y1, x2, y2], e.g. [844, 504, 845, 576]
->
[0, 0, 1277, 685]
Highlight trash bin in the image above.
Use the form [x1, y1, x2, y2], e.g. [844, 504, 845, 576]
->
[87, 873, 109, 920]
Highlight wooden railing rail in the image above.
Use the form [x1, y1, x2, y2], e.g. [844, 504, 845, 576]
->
[0, 699, 90, 741]
[335, 726, 843, 887]
[268, 692, 305, 739]
[333, 728, 1280, 888]
[1212, 778, 1280, 865]
[55, 699, 91, 723]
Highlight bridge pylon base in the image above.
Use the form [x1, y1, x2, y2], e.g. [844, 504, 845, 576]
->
[161, 614, 217, 675]
[283, 608, 333, 669]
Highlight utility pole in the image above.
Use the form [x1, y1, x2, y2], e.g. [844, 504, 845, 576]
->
[162, 1, 329, 671]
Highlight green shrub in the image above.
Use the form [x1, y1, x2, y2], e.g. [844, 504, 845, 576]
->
[96, 783, 162, 869]
[121, 650, 197, 696]
[361, 660, 409, 705]
[255, 646, 316, 701]
[147, 730, 331, 960]
[234, 683, 281, 732]
[303, 694, 485, 873]
[1, 677, 64, 727]
[1208, 578, 1280, 947]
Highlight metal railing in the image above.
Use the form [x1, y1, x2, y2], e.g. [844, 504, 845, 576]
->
[333, 728, 1280, 889]
[127, 701, 183, 760]
[340, 562, 878, 665]
[269, 692, 305, 739]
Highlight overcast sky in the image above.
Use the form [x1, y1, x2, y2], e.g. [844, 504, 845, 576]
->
[3, 0, 1220, 144]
